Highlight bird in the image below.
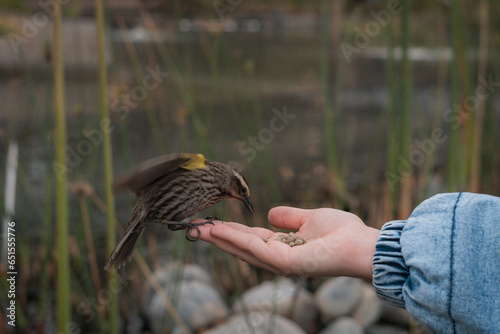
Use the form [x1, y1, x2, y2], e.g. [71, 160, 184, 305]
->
[104, 153, 254, 271]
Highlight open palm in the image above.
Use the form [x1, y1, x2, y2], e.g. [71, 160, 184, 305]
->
[192, 206, 380, 280]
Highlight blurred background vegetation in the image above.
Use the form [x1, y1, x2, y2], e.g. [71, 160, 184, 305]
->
[0, 0, 499, 332]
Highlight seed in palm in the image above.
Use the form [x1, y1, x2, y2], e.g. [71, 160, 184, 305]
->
[104, 153, 254, 270]
[263, 232, 307, 247]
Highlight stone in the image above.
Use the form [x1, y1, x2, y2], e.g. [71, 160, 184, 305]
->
[351, 284, 383, 327]
[153, 262, 214, 287]
[205, 312, 306, 334]
[233, 278, 317, 333]
[143, 265, 229, 333]
[314, 277, 364, 322]
[319, 317, 363, 334]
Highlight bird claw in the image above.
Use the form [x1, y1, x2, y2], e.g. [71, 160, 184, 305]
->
[184, 219, 215, 242]
[161, 219, 219, 241]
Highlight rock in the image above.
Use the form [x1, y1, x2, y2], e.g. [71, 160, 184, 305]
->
[153, 262, 214, 287]
[314, 277, 364, 322]
[171, 327, 183, 334]
[380, 303, 411, 327]
[205, 312, 306, 334]
[143, 265, 229, 333]
[125, 313, 145, 334]
[351, 284, 383, 327]
[233, 278, 317, 333]
[319, 317, 363, 334]
[366, 324, 410, 334]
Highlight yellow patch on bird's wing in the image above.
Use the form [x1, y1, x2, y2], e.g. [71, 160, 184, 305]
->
[179, 153, 207, 170]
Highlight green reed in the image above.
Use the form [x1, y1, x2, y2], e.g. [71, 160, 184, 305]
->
[53, 1, 71, 330]
[449, 0, 470, 191]
[385, 13, 399, 215]
[17, 34, 55, 327]
[320, 0, 338, 179]
[95, 0, 119, 331]
[38, 162, 54, 324]
[469, 0, 489, 192]
[398, 0, 412, 217]
[418, 11, 448, 202]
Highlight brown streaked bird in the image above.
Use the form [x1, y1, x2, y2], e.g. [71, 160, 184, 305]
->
[104, 153, 254, 270]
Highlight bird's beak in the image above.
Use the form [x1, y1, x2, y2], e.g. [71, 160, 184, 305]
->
[242, 196, 255, 215]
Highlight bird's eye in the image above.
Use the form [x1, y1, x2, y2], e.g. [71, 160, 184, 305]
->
[240, 187, 247, 194]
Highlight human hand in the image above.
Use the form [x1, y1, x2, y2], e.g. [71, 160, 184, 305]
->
[191, 207, 380, 280]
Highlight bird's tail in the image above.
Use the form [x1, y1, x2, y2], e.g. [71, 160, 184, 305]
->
[104, 207, 147, 271]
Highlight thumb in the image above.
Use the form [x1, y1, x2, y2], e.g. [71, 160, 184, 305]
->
[268, 206, 310, 230]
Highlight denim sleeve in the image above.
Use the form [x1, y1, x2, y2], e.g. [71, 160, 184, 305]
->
[372, 192, 500, 333]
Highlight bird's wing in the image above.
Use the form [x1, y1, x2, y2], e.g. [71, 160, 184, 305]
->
[113, 153, 206, 194]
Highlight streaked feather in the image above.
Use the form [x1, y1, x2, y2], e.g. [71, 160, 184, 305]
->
[113, 153, 207, 194]
[104, 153, 252, 270]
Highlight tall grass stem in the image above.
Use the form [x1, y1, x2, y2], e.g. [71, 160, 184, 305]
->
[95, 0, 119, 331]
[53, 2, 71, 330]
[469, 0, 489, 192]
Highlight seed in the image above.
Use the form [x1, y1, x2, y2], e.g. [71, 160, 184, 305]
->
[263, 236, 270, 243]
[289, 232, 295, 237]
[289, 242, 295, 247]
[295, 239, 303, 245]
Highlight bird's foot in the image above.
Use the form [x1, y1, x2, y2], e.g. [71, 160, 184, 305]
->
[184, 219, 216, 242]
[162, 218, 221, 241]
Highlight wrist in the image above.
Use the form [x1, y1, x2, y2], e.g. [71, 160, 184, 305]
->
[341, 225, 380, 281]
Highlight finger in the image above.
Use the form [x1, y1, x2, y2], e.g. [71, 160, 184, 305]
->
[210, 224, 290, 267]
[221, 223, 275, 238]
[187, 220, 272, 246]
[187, 219, 222, 240]
[268, 206, 311, 230]
[189, 219, 275, 240]
[207, 234, 284, 274]
[189, 222, 291, 275]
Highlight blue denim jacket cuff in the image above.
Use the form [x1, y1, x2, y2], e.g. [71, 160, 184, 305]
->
[372, 220, 408, 308]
